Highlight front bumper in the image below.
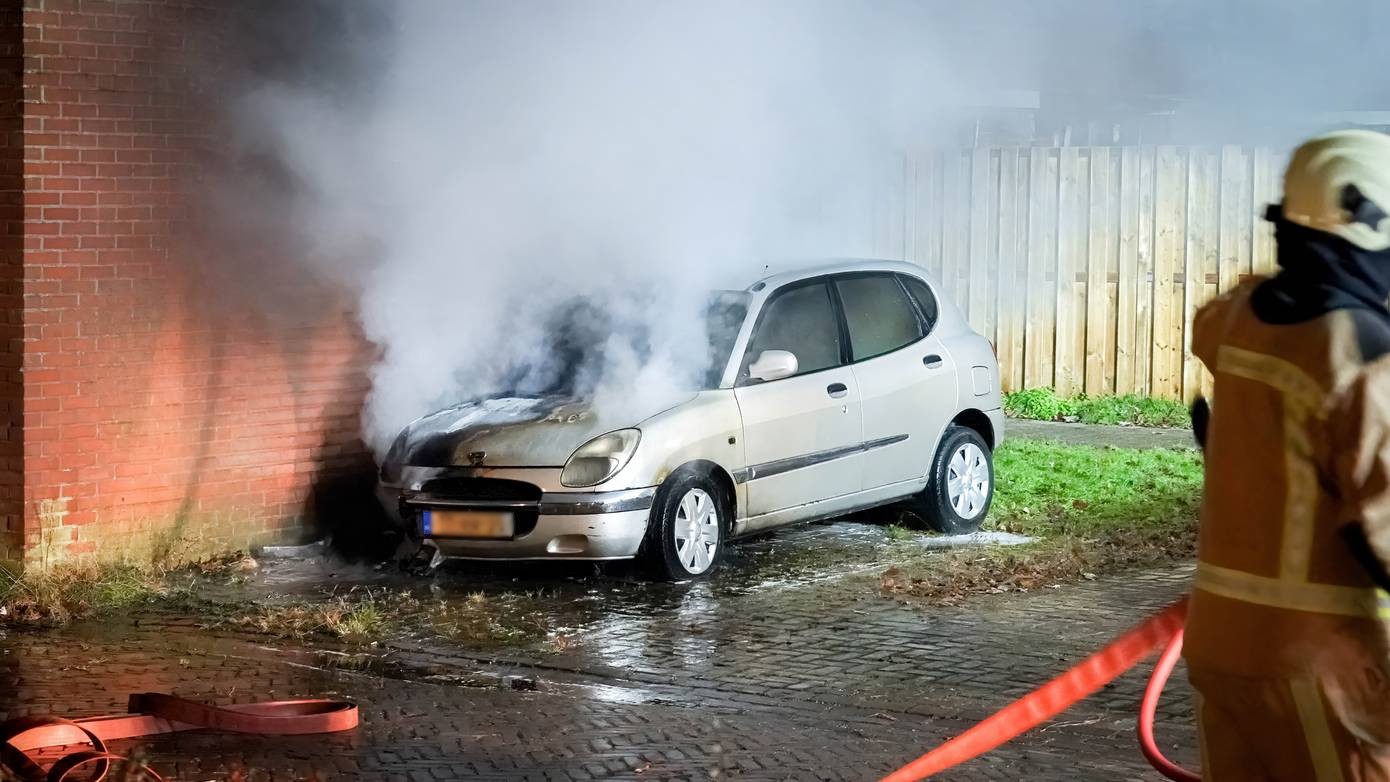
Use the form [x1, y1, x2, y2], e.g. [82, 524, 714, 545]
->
[393, 485, 657, 561]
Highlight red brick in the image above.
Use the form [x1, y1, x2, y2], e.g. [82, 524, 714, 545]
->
[11, 0, 374, 567]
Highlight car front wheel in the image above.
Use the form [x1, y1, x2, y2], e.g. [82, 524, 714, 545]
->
[916, 425, 994, 535]
[639, 469, 726, 580]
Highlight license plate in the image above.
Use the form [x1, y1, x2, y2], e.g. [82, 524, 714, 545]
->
[422, 509, 514, 539]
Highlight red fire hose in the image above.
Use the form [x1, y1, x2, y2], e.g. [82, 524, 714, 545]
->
[2, 605, 1195, 781]
[0, 692, 359, 781]
[881, 596, 1199, 782]
[1139, 625, 1200, 782]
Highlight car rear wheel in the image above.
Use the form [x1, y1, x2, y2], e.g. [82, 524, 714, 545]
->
[640, 469, 726, 580]
[916, 424, 994, 535]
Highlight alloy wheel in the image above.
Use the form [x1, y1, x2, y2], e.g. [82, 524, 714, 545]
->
[673, 487, 720, 575]
[946, 442, 990, 520]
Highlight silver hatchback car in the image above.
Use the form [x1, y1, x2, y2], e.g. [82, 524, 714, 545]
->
[379, 259, 1004, 579]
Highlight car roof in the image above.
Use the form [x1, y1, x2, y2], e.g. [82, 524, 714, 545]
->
[746, 258, 931, 293]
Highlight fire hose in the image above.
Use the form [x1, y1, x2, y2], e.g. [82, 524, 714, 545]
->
[881, 596, 1199, 782]
[0, 693, 358, 781]
[1, 602, 1192, 781]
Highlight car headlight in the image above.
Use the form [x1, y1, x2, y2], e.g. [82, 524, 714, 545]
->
[561, 429, 641, 488]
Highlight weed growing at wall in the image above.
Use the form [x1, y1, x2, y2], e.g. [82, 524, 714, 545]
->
[1003, 388, 1191, 428]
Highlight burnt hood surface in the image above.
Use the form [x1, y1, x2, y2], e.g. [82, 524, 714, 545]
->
[385, 393, 693, 469]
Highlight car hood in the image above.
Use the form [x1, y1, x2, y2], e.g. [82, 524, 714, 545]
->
[386, 393, 695, 469]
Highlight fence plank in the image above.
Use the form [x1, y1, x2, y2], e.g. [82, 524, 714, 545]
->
[948, 151, 973, 312]
[891, 156, 909, 259]
[1010, 150, 1030, 391]
[1223, 145, 1256, 294]
[1153, 147, 1185, 398]
[900, 142, 1289, 402]
[1253, 147, 1278, 275]
[996, 149, 1023, 390]
[1054, 147, 1083, 396]
[1103, 149, 1121, 395]
[969, 148, 994, 335]
[903, 156, 918, 263]
[1072, 151, 1090, 395]
[917, 152, 942, 276]
[1135, 147, 1156, 396]
[1236, 147, 1254, 284]
[1186, 148, 1220, 402]
[1085, 147, 1112, 394]
[1025, 148, 1058, 390]
[1115, 147, 1139, 394]
[939, 150, 958, 287]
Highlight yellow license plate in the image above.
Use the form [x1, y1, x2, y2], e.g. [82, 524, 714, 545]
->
[423, 509, 514, 539]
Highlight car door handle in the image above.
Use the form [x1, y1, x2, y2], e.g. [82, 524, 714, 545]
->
[923, 354, 944, 369]
[826, 382, 848, 398]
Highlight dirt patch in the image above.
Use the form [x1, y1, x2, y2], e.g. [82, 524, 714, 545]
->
[878, 525, 1196, 606]
[196, 585, 555, 650]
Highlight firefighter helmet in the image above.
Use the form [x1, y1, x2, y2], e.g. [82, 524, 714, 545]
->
[1278, 129, 1390, 252]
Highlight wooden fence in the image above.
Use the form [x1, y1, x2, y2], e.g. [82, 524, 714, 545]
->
[889, 145, 1287, 402]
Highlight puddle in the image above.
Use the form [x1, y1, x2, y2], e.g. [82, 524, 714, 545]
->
[909, 531, 1033, 549]
[173, 517, 1037, 676]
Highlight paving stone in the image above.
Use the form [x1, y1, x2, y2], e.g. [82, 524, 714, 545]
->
[0, 559, 1198, 780]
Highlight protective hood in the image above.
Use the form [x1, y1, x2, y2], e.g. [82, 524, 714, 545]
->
[1252, 215, 1390, 325]
[383, 393, 694, 469]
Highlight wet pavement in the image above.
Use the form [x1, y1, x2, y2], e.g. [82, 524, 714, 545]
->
[1, 520, 1198, 781]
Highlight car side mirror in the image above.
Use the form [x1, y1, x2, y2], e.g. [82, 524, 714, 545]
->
[748, 350, 798, 382]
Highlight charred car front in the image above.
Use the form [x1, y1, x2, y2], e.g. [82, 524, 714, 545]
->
[379, 259, 1004, 579]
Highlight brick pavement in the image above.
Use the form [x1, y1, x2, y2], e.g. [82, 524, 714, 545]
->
[0, 538, 1199, 781]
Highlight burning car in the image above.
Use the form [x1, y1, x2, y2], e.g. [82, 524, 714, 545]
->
[379, 259, 1003, 579]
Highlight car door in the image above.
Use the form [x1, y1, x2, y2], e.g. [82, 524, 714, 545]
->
[733, 280, 863, 518]
[837, 272, 957, 491]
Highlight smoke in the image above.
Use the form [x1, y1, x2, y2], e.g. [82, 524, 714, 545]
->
[220, 0, 976, 455]
[212, 0, 1390, 456]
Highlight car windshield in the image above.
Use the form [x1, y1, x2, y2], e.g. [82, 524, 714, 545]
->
[495, 291, 750, 398]
[696, 291, 752, 388]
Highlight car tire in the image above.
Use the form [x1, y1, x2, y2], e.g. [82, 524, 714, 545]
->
[639, 468, 728, 581]
[916, 424, 994, 535]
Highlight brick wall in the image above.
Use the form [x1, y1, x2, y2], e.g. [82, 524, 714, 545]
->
[0, 1, 19, 564]
[16, 0, 375, 569]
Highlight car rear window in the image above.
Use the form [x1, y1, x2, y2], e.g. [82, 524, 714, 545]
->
[744, 282, 843, 378]
[835, 274, 923, 361]
[897, 274, 939, 333]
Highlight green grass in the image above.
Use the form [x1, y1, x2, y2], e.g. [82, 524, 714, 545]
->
[1004, 388, 1191, 428]
[885, 524, 917, 542]
[224, 594, 391, 641]
[1, 562, 168, 626]
[881, 439, 1203, 604]
[989, 439, 1203, 537]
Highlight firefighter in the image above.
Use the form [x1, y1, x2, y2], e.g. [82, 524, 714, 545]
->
[1186, 129, 1390, 781]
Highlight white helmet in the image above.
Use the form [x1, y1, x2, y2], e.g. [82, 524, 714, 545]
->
[1278, 129, 1390, 252]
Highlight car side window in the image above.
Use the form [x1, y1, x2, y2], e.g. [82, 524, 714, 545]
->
[898, 274, 940, 334]
[742, 282, 843, 380]
[835, 274, 924, 361]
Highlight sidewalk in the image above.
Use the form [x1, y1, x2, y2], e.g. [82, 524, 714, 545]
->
[1006, 418, 1196, 450]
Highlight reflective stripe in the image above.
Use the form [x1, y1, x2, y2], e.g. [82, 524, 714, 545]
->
[1195, 562, 1390, 618]
[1214, 345, 1326, 580]
[1216, 346, 1328, 418]
[1281, 409, 1319, 580]
[1289, 678, 1346, 782]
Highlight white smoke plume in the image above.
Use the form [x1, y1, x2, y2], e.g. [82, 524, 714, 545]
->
[230, 0, 974, 455]
[219, 0, 1390, 456]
